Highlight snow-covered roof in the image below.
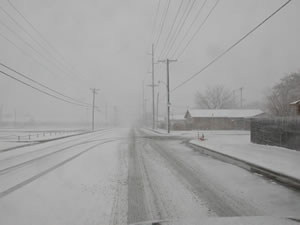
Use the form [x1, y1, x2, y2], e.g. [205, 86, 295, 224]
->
[157, 117, 165, 122]
[186, 109, 264, 118]
[170, 114, 185, 121]
[290, 100, 300, 105]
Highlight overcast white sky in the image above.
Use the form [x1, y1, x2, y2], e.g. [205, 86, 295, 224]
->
[0, 0, 299, 125]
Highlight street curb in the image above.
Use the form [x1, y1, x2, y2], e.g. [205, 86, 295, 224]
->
[188, 141, 300, 191]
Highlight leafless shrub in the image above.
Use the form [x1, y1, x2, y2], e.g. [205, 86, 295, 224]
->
[195, 85, 237, 109]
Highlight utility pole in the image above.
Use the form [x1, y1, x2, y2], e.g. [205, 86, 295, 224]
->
[90, 88, 99, 131]
[151, 44, 155, 129]
[86, 108, 89, 129]
[14, 109, 16, 128]
[144, 98, 148, 124]
[142, 80, 145, 123]
[158, 59, 177, 133]
[240, 87, 244, 109]
[0, 105, 2, 124]
[105, 102, 108, 126]
[156, 92, 159, 128]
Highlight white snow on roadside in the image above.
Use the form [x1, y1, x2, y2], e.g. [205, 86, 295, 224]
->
[0, 129, 129, 225]
[0, 128, 90, 152]
[144, 128, 300, 180]
[189, 131, 300, 180]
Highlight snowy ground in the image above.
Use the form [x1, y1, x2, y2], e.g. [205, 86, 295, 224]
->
[144, 128, 300, 181]
[131, 130, 300, 220]
[189, 131, 300, 181]
[0, 128, 88, 152]
[0, 128, 299, 225]
[0, 128, 128, 225]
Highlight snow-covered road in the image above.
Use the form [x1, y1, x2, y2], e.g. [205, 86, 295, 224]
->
[0, 128, 128, 225]
[0, 128, 299, 225]
[128, 129, 300, 224]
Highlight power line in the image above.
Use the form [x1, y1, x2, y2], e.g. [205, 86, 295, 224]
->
[172, 0, 292, 92]
[151, 0, 162, 43]
[0, 5, 59, 65]
[0, 17, 73, 80]
[0, 18, 51, 63]
[0, 30, 61, 78]
[0, 10, 79, 83]
[154, 0, 171, 50]
[162, 0, 197, 58]
[0, 62, 91, 107]
[170, 0, 210, 58]
[6, 0, 82, 78]
[0, 69, 89, 107]
[158, 0, 185, 59]
[174, 0, 220, 59]
[0, 24, 85, 93]
[159, 0, 192, 58]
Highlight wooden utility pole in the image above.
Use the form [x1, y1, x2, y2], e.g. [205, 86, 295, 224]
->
[14, 109, 16, 128]
[158, 59, 177, 133]
[90, 88, 99, 131]
[156, 92, 159, 128]
[151, 44, 155, 129]
[240, 87, 244, 109]
[142, 80, 145, 123]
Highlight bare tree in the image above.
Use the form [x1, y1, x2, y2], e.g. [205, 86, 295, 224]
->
[195, 85, 237, 109]
[266, 72, 300, 116]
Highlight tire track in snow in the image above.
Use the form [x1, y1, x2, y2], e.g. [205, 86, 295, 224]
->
[0, 139, 116, 199]
[147, 138, 261, 217]
[127, 130, 169, 224]
[0, 128, 111, 162]
[0, 130, 113, 175]
[128, 130, 149, 224]
[109, 140, 128, 225]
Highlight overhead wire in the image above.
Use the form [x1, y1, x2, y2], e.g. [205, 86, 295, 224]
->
[159, 0, 192, 58]
[0, 18, 51, 63]
[0, 17, 73, 81]
[151, 0, 162, 43]
[162, 0, 197, 58]
[0, 30, 62, 78]
[157, 0, 185, 59]
[1, 2, 88, 85]
[154, 0, 171, 50]
[0, 5, 64, 69]
[0, 69, 90, 107]
[6, 0, 85, 79]
[0, 30, 85, 101]
[0, 12, 87, 94]
[170, 0, 210, 58]
[173, 0, 221, 59]
[0, 62, 91, 107]
[171, 0, 292, 92]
